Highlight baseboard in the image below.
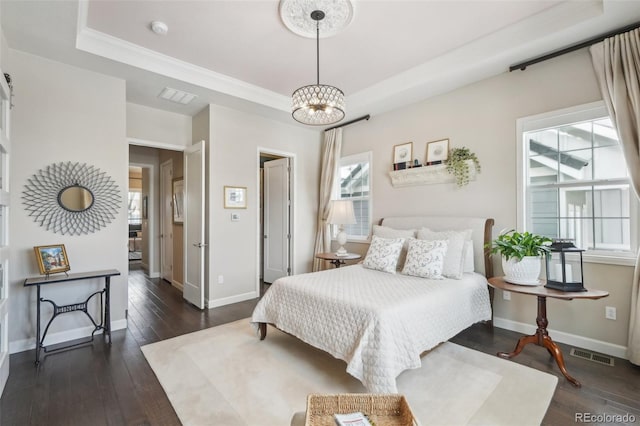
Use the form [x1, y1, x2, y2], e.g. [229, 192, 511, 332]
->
[10, 319, 128, 354]
[148, 271, 160, 278]
[493, 316, 628, 359]
[172, 280, 183, 291]
[207, 291, 258, 309]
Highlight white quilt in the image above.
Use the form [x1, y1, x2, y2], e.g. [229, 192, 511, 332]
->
[251, 265, 492, 393]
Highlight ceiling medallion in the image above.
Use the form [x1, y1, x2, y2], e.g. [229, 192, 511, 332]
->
[279, 0, 354, 38]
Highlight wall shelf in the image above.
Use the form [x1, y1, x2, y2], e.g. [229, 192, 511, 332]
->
[388, 160, 477, 188]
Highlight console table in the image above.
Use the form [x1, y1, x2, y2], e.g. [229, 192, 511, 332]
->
[488, 276, 608, 387]
[24, 269, 121, 365]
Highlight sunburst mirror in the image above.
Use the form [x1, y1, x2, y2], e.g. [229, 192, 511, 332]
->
[22, 162, 121, 235]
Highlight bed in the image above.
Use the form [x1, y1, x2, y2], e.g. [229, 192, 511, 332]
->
[251, 216, 494, 393]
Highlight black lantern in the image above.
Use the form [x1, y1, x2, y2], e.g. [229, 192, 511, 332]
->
[544, 239, 586, 292]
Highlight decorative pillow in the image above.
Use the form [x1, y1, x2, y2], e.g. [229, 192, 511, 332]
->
[372, 225, 416, 270]
[463, 240, 475, 273]
[401, 238, 448, 279]
[363, 235, 405, 274]
[417, 228, 472, 279]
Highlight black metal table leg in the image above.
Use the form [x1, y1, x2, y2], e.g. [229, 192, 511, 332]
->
[35, 285, 41, 366]
[105, 276, 111, 344]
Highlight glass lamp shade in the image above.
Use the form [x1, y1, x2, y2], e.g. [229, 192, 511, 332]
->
[292, 84, 345, 125]
[544, 239, 586, 292]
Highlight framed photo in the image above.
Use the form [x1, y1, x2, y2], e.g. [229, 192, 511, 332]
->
[224, 186, 247, 209]
[34, 244, 70, 275]
[426, 139, 449, 163]
[172, 178, 184, 224]
[393, 142, 413, 165]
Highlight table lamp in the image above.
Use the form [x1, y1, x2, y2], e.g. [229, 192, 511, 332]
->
[327, 200, 357, 256]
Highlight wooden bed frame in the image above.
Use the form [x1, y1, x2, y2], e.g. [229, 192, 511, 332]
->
[258, 216, 495, 340]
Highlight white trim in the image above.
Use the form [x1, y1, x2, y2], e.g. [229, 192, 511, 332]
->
[9, 319, 128, 354]
[130, 161, 157, 277]
[171, 279, 184, 291]
[75, 3, 289, 113]
[147, 271, 160, 279]
[256, 147, 296, 296]
[516, 101, 639, 263]
[493, 316, 628, 359]
[128, 137, 186, 152]
[207, 291, 258, 309]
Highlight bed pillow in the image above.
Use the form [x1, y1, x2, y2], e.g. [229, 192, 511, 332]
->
[363, 235, 405, 274]
[417, 228, 472, 279]
[463, 240, 475, 273]
[372, 225, 416, 270]
[401, 238, 448, 279]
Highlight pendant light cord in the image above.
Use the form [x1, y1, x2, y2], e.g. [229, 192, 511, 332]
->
[316, 19, 320, 86]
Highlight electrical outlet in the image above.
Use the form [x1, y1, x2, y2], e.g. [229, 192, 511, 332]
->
[503, 290, 511, 301]
[605, 306, 616, 320]
[218, 275, 224, 284]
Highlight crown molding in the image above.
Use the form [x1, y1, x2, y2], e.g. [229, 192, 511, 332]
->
[75, 1, 290, 112]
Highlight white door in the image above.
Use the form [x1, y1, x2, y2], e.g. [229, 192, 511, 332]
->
[183, 141, 206, 309]
[263, 158, 290, 283]
[160, 160, 173, 283]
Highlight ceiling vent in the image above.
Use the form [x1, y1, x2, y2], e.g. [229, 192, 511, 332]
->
[158, 87, 197, 105]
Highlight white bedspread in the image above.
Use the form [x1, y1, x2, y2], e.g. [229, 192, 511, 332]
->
[251, 265, 492, 393]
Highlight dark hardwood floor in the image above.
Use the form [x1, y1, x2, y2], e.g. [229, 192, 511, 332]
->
[2, 265, 639, 425]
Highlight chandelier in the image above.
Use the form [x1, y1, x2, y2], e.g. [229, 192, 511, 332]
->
[291, 10, 345, 126]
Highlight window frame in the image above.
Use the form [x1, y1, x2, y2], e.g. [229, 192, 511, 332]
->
[333, 151, 373, 242]
[516, 101, 638, 266]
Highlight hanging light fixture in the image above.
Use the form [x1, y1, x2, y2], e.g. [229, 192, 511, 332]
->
[292, 10, 345, 126]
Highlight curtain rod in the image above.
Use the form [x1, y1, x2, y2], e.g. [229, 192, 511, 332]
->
[510, 21, 640, 72]
[324, 114, 370, 131]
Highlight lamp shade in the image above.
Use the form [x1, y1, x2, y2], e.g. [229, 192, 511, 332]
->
[327, 200, 356, 225]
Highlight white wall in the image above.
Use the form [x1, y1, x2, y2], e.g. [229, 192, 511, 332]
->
[206, 105, 321, 307]
[8, 50, 128, 352]
[342, 49, 633, 354]
[127, 102, 192, 148]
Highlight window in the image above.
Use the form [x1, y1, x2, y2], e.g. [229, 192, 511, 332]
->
[128, 190, 142, 225]
[334, 152, 372, 241]
[518, 102, 637, 264]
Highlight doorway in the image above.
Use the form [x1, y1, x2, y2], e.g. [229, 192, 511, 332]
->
[129, 145, 185, 290]
[259, 150, 294, 284]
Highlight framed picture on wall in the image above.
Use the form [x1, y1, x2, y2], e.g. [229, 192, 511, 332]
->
[173, 178, 184, 224]
[33, 244, 70, 275]
[426, 138, 449, 164]
[224, 186, 247, 209]
[393, 142, 413, 165]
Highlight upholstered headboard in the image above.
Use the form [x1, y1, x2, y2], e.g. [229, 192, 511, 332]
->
[380, 216, 494, 278]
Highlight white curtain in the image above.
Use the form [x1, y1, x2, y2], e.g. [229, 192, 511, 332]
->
[312, 128, 342, 272]
[590, 28, 640, 364]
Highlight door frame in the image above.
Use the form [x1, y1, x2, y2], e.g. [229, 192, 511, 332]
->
[256, 147, 295, 294]
[160, 159, 174, 283]
[128, 139, 185, 282]
[129, 161, 156, 276]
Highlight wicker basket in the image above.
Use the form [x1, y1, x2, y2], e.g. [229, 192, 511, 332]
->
[304, 394, 417, 426]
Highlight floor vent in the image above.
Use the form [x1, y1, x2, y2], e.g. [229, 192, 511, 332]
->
[570, 348, 615, 366]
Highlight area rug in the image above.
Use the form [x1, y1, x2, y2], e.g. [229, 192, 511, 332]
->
[141, 319, 557, 426]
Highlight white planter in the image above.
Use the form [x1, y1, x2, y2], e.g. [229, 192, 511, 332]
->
[502, 256, 542, 285]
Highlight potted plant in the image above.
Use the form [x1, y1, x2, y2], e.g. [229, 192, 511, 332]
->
[445, 147, 481, 187]
[487, 230, 552, 285]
